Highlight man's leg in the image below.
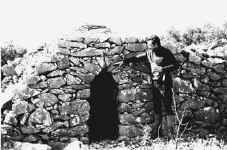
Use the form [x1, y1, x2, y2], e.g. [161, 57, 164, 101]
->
[162, 87, 175, 138]
[151, 83, 163, 138]
[164, 87, 174, 115]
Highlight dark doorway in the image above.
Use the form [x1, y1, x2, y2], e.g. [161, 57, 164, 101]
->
[88, 67, 119, 143]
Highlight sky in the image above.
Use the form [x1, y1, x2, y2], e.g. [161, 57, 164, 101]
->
[0, 0, 226, 50]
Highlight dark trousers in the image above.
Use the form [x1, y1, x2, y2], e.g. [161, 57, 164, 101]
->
[151, 79, 174, 138]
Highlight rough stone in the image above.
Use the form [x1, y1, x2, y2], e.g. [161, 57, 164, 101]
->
[68, 125, 89, 136]
[209, 72, 221, 81]
[108, 46, 123, 55]
[37, 81, 48, 89]
[189, 53, 201, 64]
[108, 36, 122, 45]
[48, 77, 66, 88]
[78, 73, 95, 84]
[119, 125, 143, 138]
[37, 63, 57, 75]
[57, 56, 70, 69]
[47, 70, 65, 77]
[118, 89, 136, 102]
[26, 76, 40, 87]
[14, 142, 51, 150]
[222, 118, 227, 126]
[118, 103, 131, 113]
[69, 115, 80, 127]
[72, 47, 104, 57]
[28, 108, 52, 127]
[125, 43, 147, 52]
[69, 41, 87, 49]
[94, 42, 111, 48]
[203, 107, 220, 124]
[39, 93, 58, 107]
[223, 79, 227, 87]
[58, 94, 72, 102]
[77, 89, 90, 99]
[21, 126, 40, 134]
[84, 63, 100, 75]
[2, 65, 17, 76]
[124, 37, 138, 43]
[65, 74, 81, 85]
[3, 111, 17, 125]
[120, 113, 136, 125]
[12, 100, 29, 116]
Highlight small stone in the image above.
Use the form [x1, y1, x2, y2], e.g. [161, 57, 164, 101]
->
[47, 70, 65, 77]
[108, 36, 122, 45]
[72, 47, 104, 57]
[29, 108, 52, 127]
[37, 81, 48, 88]
[50, 89, 64, 94]
[125, 43, 147, 52]
[213, 87, 227, 94]
[124, 37, 138, 43]
[84, 37, 100, 44]
[108, 46, 123, 55]
[118, 103, 131, 113]
[48, 77, 66, 88]
[52, 129, 68, 136]
[222, 118, 227, 126]
[120, 113, 136, 125]
[84, 63, 100, 75]
[119, 125, 143, 138]
[39, 93, 58, 107]
[21, 126, 40, 134]
[15, 142, 51, 150]
[65, 74, 81, 85]
[69, 57, 80, 65]
[2, 65, 17, 76]
[70, 115, 80, 127]
[37, 63, 57, 75]
[118, 89, 136, 102]
[77, 89, 90, 99]
[94, 42, 111, 48]
[209, 72, 221, 81]
[73, 100, 90, 116]
[79, 73, 95, 84]
[26, 76, 40, 87]
[12, 100, 29, 116]
[189, 53, 201, 64]
[68, 125, 89, 136]
[203, 107, 220, 124]
[57, 57, 70, 69]
[58, 94, 72, 102]
[3, 111, 17, 125]
[221, 79, 227, 87]
[69, 41, 87, 49]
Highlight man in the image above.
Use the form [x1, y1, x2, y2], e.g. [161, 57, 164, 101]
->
[123, 35, 179, 138]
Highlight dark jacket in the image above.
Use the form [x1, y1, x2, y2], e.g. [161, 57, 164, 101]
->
[124, 46, 180, 87]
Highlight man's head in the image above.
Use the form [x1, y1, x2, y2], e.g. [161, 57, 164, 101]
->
[146, 35, 161, 48]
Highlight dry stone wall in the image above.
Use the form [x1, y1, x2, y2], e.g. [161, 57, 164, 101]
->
[1, 26, 227, 144]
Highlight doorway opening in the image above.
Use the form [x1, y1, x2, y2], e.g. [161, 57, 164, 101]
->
[88, 67, 119, 143]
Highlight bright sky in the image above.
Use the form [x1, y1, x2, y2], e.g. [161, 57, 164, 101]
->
[0, 0, 226, 50]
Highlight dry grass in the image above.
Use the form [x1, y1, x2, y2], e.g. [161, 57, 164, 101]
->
[87, 138, 227, 150]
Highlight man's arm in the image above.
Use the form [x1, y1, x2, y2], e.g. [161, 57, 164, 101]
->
[162, 48, 180, 72]
[123, 51, 146, 64]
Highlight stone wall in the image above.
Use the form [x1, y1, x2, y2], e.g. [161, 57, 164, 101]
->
[1, 26, 227, 144]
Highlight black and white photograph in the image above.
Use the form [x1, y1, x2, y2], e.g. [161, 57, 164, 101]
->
[1, 0, 227, 149]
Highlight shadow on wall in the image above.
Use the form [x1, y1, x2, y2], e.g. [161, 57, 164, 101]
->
[87, 67, 119, 143]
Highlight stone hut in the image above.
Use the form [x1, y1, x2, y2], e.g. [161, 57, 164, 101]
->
[1, 25, 227, 144]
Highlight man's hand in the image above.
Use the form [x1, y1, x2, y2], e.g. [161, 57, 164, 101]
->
[153, 65, 163, 73]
